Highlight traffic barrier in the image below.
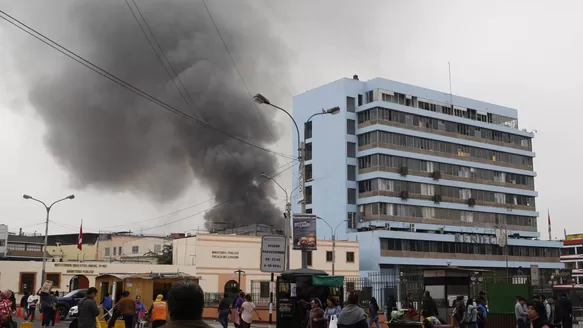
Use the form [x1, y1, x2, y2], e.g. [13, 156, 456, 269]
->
[98, 320, 108, 328]
[55, 309, 60, 323]
[16, 307, 22, 318]
[115, 319, 126, 328]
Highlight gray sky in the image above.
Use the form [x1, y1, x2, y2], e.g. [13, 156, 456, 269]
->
[0, 0, 578, 239]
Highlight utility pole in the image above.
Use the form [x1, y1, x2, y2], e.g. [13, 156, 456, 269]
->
[261, 173, 292, 271]
[317, 218, 347, 276]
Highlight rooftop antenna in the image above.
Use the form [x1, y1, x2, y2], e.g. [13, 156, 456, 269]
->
[448, 61, 453, 106]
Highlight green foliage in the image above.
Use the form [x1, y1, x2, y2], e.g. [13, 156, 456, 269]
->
[144, 244, 173, 264]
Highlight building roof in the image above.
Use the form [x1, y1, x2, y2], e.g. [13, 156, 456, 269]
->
[7, 234, 44, 244]
[97, 272, 200, 280]
[47, 233, 100, 246]
[6, 250, 52, 258]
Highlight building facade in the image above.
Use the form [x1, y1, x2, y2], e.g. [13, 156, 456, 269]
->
[0, 224, 7, 257]
[561, 233, 583, 284]
[96, 234, 171, 263]
[292, 76, 563, 274]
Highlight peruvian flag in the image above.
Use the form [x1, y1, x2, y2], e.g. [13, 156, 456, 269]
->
[77, 221, 83, 250]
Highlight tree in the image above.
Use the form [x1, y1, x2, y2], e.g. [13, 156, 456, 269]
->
[144, 244, 173, 264]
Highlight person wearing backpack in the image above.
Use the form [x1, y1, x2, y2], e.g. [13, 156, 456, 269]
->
[77, 287, 99, 328]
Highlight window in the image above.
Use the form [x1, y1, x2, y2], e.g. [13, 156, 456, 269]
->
[347, 97, 356, 112]
[113, 247, 117, 256]
[347, 142, 356, 158]
[259, 281, 270, 298]
[19, 273, 36, 294]
[154, 244, 162, 253]
[304, 121, 313, 140]
[347, 119, 356, 135]
[305, 209, 313, 214]
[0, 240, 5, 247]
[358, 94, 363, 106]
[326, 251, 333, 262]
[347, 188, 357, 204]
[347, 165, 356, 181]
[104, 247, 110, 256]
[132, 246, 139, 254]
[347, 212, 357, 229]
[346, 252, 355, 263]
[46, 273, 61, 288]
[306, 251, 313, 266]
[118, 247, 122, 255]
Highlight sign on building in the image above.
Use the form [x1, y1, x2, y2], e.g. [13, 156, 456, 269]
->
[260, 236, 285, 273]
[454, 233, 497, 245]
[292, 214, 317, 250]
[530, 264, 540, 286]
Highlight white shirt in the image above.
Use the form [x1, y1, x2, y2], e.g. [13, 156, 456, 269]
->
[241, 301, 255, 324]
[27, 295, 37, 307]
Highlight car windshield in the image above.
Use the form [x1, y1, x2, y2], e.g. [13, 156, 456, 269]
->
[63, 290, 80, 298]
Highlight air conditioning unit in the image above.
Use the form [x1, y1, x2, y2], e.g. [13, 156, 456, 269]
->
[400, 166, 408, 176]
[468, 198, 476, 207]
[384, 223, 390, 230]
[400, 190, 409, 200]
[410, 224, 416, 232]
[433, 194, 442, 203]
[431, 171, 441, 180]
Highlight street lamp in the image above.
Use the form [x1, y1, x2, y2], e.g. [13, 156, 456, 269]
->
[316, 217, 347, 276]
[234, 269, 246, 287]
[254, 93, 339, 268]
[23, 194, 75, 283]
[261, 172, 291, 271]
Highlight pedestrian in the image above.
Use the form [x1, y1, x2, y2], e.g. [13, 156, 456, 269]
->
[108, 291, 136, 328]
[461, 298, 477, 328]
[307, 298, 325, 328]
[240, 294, 261, 328]
[367, 297, 380, 328]
[38, 288, 53, 328]
[229, 292, 244, 328]
[148, 294, 168, 328]
[421, 291, 438, 319]
[323, 296, 341, 328]
[163, 281, 212, 328]
[337, 292, 367, 328]
[77, 287, 99, 328]
[453, 295, 466, 328]
[50, 291, 58, 327]
[515, 296, 528, 328]
[0, 290, 14, 328]
[99, 293, 113, 321]
[217, 294, 230, 328]
[25, 295, 37, 322]
[527, 302, 551, 328]
[20, 292, 29, 319]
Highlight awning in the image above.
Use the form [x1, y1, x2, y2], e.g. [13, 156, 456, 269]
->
[312, 275, 344, 287]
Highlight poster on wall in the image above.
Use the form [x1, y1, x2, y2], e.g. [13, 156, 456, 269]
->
[292, 214, 317, 250]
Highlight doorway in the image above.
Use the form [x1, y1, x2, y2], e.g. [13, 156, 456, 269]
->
[69, 275, 89, 290]
[19, 272, 36, 294]
[224, 280, 240, 301]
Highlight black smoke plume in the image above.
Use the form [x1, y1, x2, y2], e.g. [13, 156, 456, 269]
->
[6, 0, 290, 229]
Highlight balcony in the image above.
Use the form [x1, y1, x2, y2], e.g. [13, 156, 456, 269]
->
[381, 250, 558, 262]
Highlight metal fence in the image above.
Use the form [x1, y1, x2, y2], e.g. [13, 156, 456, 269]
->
[203, 292, 270, 308]
[344, 271, 424, 308]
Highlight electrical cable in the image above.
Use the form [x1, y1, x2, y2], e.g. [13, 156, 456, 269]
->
[201, 0, 279, 147]
[0, 10, 295, 160]
[123, 0, 243, 168]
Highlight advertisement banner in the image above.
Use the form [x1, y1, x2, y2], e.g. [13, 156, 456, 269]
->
[292, 214, 317, 250]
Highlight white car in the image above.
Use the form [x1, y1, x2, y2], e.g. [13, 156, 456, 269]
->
[68, 305, 79, 319]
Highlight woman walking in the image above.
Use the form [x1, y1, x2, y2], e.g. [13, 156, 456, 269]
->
[368, 298, 380, 328]
[240, 294, 261, 328]
[324, 297, 342, 328]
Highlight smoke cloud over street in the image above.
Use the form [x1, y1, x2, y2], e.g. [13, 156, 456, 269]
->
[4, 0, 290, 229]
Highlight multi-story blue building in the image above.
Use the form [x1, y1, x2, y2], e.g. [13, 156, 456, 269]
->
[292, 75, 563, 275]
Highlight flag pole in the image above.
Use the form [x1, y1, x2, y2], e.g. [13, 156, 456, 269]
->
[547, 209, 552, 241]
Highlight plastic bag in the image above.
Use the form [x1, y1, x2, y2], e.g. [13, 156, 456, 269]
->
[329, 315, 338, 328]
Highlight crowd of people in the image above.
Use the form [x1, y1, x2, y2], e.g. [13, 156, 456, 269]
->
[514, 294, 573, 328]
[0, 288, 61, 328]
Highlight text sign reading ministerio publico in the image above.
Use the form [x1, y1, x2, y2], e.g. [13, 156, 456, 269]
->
[260, 235, 285, 273]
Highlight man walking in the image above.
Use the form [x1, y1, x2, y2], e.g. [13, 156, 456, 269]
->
[77, 287, 99, 328]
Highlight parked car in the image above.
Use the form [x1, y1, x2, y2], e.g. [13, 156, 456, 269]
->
[67, 305, 79, 319]
[56, 289, 87, 320]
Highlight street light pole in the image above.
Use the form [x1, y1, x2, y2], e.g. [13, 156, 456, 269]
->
[23, 194, 75, 282]
[261, 173, 291, 271]
[317, 217, 347, 276]
[253, 93, 339, 269]
[234, 269, 246, 288]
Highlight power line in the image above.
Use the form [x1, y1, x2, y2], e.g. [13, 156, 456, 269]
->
[201, 0, 279, 147]
[0, 10, 295, 161]
[124, 0, 243, 169]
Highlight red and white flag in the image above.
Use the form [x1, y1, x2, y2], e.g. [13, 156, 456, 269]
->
[77, 221, 83, 250]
